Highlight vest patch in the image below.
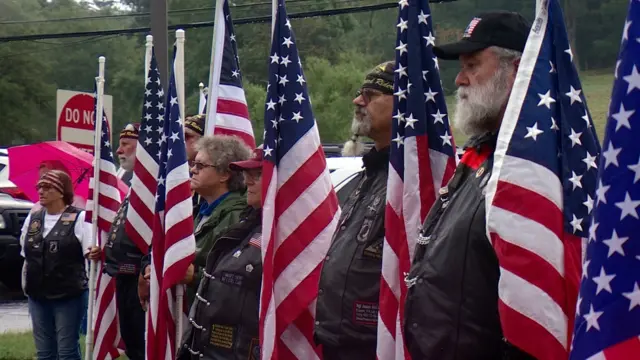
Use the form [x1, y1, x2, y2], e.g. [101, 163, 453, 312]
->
[28, 219, 42, 236]
[353, 301, 378, 326]
[249, 234, 261, 249]
[220, 272, 243, 287]
[49, 240, 59, 254]
[249, 337, 260, 360]
[362, 241, 382, 260]
[210, 324, 234, 349]
[60, 213, 78, 222]
[118, 263, 137, 275]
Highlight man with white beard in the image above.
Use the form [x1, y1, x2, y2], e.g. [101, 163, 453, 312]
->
[315, 61, 394, 360]
[402, 11, 536, 360]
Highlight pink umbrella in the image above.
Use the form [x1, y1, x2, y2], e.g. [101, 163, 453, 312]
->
[7, 141, 128, 204]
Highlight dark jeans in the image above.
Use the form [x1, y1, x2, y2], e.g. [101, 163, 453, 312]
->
[28, 294, 85, 360]
[80, 290, 88, 335]
[116, 275, 146, 360]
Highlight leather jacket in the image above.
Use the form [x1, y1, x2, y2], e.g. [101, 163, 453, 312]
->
[403, 133, 534, 360]
[314, 147, 389, 358]
[179, 207, 262, 360]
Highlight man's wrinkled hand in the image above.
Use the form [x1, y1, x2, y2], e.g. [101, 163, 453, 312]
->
[87, 246, 101, 261]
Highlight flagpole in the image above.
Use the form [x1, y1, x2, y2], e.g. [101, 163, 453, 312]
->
[174, 28, 186, 353]
[143, 35, 154, 360]
[271, 0, 277, 41]
[198, 82, 206, 115]
[85, 55, 106, 360]
[145, 35, 154, 81]
[204, 0, 226, 136]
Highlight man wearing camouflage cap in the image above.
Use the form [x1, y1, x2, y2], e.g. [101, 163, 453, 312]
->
[314, 61, 395, 360]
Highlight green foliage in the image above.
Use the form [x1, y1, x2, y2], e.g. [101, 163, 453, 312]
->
[0, 0, 628, 148]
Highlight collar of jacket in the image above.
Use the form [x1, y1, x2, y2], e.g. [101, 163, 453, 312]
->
[462, 131, 498, 152]
[199, 192, 231, 217]
[361, 146, 390, 176]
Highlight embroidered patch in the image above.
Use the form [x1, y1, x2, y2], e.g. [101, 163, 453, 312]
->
[60, 212, 78, 222]
[210, 324, 234, 349]
[48, 240, 59, 254]
[28, 220, 42, 235]
[463, 17, 482, 38]
[249, 234, 261, 249]
[220, 272, 243, 287]
[362, 241, 382, 260]
[245, 264, 254, 273]
[476, 167, 485, 178]
[249, 337, 260, 360]
[118, 263, 137, 275]
[233, 250, 242, 258]
[356, 218, 373, 243]
[353, 301, 378, 326]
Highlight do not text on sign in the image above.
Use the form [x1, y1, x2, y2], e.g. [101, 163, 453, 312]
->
[56, 89, 113, 153]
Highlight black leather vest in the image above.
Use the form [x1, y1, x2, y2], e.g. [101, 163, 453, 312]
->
[315, 147, 388, 349]
[181, 210, 262, 360]
[104, 197, 144, 276]
[24, 206, 87, 300]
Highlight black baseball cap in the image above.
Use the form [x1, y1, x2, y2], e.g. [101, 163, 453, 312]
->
[434, 11, 531, 60]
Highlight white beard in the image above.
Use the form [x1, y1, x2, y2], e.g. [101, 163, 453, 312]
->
[452, 65, 512, 137]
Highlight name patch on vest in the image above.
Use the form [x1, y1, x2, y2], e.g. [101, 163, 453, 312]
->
[353, 301, 378, 326]
[220, 272, 243, 287]
[249, 338, 260, 360]
[118, 263, 137, 275]
[210, 324, 234, 349]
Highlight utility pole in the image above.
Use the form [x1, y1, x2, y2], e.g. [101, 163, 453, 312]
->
[151, 0, 169, 88]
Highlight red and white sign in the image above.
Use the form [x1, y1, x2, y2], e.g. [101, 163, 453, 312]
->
[56, 90, 113, 153]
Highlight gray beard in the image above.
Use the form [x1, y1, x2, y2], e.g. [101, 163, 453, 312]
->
[452, 66, 511, 137]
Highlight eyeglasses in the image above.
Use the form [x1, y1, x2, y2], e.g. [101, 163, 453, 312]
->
[355, 88, 383, 105]
[190, 161, 216, 171]
[36, 184, 54, 191]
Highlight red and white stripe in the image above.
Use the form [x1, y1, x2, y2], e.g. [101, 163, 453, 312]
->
[126, 143, 159, 253]
[260, 126, 341, 360]
[86, 158, 125, 360]
[146, 161, 195, 360]
[213, 85, 256, 149]
[485, 9, 580, 358]
[378, 138, 456, 359]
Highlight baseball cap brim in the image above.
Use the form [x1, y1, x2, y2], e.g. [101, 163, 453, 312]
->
[229, 159, 262, 171]
[433, 40, 490, 60]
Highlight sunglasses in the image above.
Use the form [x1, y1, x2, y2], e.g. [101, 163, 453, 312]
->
[190, 161, 216, 171]
[355, 88, 384, 105]
[36, 184, 54, 191]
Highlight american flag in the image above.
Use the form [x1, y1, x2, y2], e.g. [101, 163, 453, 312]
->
[259, 1, 341, 358]
[146, 49, 196, 360]
[126, 50, 164, 252]
[377, 0, 457, 359]
[570, 1, 640, 358]
[86, 94, 124, 360]
[485, 1, 601, 359]
[203, 0, 255, 148]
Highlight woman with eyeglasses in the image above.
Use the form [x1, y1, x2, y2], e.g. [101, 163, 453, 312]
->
[180, 135, 252, 306]
[19, 170, 98, 360]
[179, 147, 264, 360]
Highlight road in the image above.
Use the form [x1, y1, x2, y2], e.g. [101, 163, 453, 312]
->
[0, 283, 31, 334]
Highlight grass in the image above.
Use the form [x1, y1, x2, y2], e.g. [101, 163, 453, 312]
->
[0, 333, 129, 360]
[445, 69, 614, 145]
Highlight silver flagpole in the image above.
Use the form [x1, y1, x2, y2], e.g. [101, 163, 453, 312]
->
[85, 55, 106, 360]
